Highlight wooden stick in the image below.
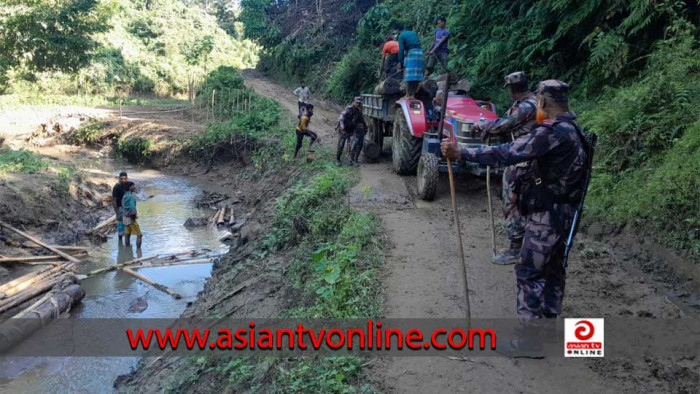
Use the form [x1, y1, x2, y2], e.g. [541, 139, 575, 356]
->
[0, 251, 87, 263]
[121, 268, 182, 299]
[86, 215, 116, 234]
[228, 206, 235, 225]
[446, 158, 472, 328]
[0, 221, 80, 265]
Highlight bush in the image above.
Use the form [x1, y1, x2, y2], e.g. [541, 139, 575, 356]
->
[325, 46, 380, 103]
[117, 137, 152, 163]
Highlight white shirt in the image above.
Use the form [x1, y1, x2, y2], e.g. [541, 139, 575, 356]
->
[293, 86, 311, 103]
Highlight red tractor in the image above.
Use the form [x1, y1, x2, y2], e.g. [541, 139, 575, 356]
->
[362, 81, 502, 200]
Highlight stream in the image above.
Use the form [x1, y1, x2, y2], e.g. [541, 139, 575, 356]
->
[0, 162, 227, 393]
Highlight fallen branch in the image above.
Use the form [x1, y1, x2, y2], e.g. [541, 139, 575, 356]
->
[122, 268, 182, 299]
[21, 245, 89, 252]
[0, 221, 80, 265]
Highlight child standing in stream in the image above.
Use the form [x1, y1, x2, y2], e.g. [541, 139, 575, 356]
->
[122, 182, 143, 249]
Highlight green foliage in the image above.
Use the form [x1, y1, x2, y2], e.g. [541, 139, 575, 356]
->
[0, 148, 48, 173]
[582, 28, 700, 260]
[0, 0, 114, 76]
[117, 136, 152, 163]
[66, 121, 106, 146]
[1, 0, 259, 97]
[56, 165, 79, 194]
[325, 47, 380, 103]
[275, 357, 370, 393]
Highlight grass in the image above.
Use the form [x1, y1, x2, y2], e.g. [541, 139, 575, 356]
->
[0, 93, 187, 109]
[0, 148, 48, 173]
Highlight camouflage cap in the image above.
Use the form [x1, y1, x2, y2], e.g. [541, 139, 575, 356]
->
[503, 71, 527, 87]
[353, 96, 363, 103]
[537, 79, 569, 103]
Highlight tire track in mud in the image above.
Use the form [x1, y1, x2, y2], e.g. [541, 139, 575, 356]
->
[242, 71, 699, 394]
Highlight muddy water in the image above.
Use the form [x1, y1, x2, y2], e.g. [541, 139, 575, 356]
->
[0, 164, 227, 394]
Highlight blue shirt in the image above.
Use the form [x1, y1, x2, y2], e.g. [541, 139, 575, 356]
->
[398, 30, 421, 63]
[122, 191, 137, 216]
[433, 28, 450, 54]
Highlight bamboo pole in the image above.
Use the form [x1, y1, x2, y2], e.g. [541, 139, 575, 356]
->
[0, 251, 87, 263]
[1, 266, 68, 297]
[0, 221, 80, 265]
[131, 258, 214, 270]
[82, 254, 158, 278]
[121, 268, 182, 299]
[87, 215, 116, 234]
[0, 275, 67, 313]
[0, 266, 56, 294]
[228, 206, 235, 225]
[21, 245, 89, 251]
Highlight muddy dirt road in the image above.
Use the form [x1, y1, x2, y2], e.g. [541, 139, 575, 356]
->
[243, 72, 699, 393]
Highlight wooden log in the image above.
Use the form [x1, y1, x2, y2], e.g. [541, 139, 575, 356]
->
[228, 206, 235, 225]
[216, 207, 226, 225]
[0, 251, 87, 263]
[121, 268, 182, 299]
[0, 278, 85, 353]
[0, 221, 81, 265]
[86, 215, 116, 234]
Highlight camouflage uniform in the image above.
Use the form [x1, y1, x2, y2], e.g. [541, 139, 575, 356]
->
[478, 72, 538, 264]
[337, 98, 366, 165]
[459, 80, 586, 318]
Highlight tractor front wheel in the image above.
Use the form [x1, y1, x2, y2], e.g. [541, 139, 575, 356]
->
[417, 153, 439, 201]
[392, 113, 421, 175]
[363, 117, 381, 162]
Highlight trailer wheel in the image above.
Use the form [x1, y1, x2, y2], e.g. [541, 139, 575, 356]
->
[363, 117, 381, 162]
[392, 113, 421, 175]
[417, 153, 439, 201]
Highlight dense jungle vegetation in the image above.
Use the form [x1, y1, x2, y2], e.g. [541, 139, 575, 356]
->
[0, 0, 258, 103]
[239, 0, 699, 261]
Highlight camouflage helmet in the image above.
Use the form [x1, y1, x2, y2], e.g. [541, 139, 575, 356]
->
[503, 71, 527, 87]
[353, 96, 364, 104]
[537, 79, 569, 103]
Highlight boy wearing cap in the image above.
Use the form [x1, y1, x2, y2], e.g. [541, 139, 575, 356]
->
[473, 71, 538, 265]
[294, 104, 318, 160]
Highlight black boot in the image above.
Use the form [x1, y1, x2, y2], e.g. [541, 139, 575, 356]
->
[492, 237, 522, 265]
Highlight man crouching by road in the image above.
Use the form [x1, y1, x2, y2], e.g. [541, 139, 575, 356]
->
[336, 97, 366, 166]
[474, 71, 538, 265]
[441, 80, 587, 320]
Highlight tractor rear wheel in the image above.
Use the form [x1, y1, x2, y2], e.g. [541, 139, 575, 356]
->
[417, 153, 439, 201]
[392, 112, 421, 175]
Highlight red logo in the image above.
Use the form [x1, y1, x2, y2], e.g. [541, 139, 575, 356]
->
[574, 320, 595, 341]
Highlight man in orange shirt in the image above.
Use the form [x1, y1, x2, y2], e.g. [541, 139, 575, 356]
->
[381, 33, 399, 79]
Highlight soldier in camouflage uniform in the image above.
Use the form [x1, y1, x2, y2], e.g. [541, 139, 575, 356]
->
[441, 80, 587, 319]
[474, 71, 538, 265]
[336, 97, 366, 166]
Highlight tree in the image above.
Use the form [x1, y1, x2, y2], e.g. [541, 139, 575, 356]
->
[0, 0, 113, 73]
